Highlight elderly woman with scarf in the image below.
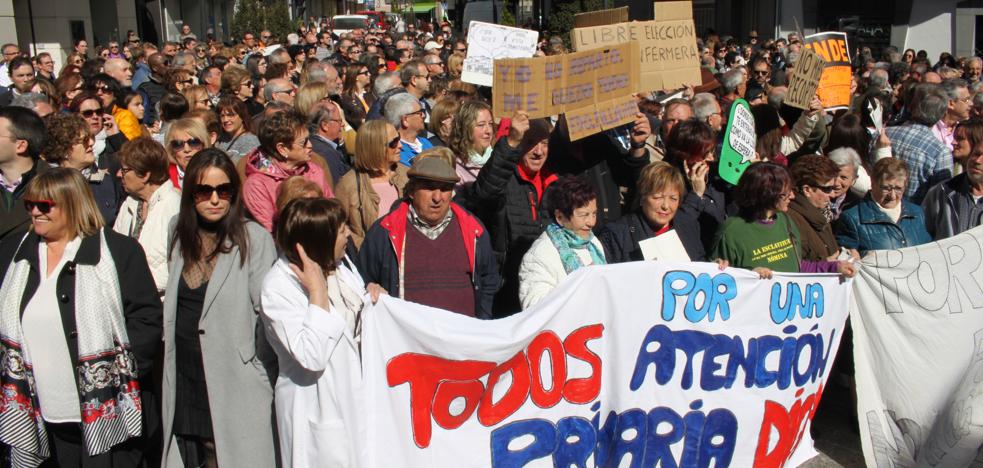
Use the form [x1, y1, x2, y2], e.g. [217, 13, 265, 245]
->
[518, 175, 606, 309]
[0, 168, 161, 467]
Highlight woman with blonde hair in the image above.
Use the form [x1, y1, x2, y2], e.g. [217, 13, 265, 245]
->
[447, 52, 465, 79]
[275, 175, 325, 213]
[182, 85, 211, 111]
[165, 118, 212, 188]
[448, 101, 495, 192]
[428, 99, 459, 147]
[0, 168, 161, 467]
[294, 81, 330, 117]
[334, 119, 409, 247]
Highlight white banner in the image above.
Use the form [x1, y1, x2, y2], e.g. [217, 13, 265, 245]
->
[852, 225, 983, 467]
[361, 261, 851, 467]
[461, 21, 539, 87]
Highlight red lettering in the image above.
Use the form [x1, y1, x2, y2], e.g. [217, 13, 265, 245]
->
[753, 384, 825, 467]
[528, 332, 567, 408]
[386, 354, 496, 448]
[477, 352, 531, 426]
[562, 324, 604, 404]
[432, 380, 485, 429]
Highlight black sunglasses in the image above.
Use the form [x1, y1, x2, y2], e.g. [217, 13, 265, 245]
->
[388, 135, 401, 149]
[811, 185, 836, 194]
[170, 138, 204, 151]
[80, 108, 104, 118]
[24, 199, 56, 214]
[193, 182, 235, 203]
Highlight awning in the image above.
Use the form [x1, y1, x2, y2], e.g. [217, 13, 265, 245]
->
[410, 1, 435, 12]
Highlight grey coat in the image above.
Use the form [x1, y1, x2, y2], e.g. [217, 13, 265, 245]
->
[161, 221, 278, 468]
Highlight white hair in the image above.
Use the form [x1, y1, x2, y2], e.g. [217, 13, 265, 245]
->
[691, 93, 721, 120]
[827, 147, 862, 173]
[385, 92, 420, 128]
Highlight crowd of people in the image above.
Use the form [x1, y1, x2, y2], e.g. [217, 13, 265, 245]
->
[0, 15, 979, 468]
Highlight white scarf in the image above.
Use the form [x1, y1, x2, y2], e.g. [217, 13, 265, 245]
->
[0, 231, 142, 467]
[468, 146, 493, 166]
[93, 129, 108, 163]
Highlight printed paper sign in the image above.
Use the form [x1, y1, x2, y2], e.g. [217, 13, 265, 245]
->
[493, 41, 640, 141]
[638, 229, 690, 261]
[574, 6, 629, 28]
[461, 21, 539, 87]
[718, 98, 756, 185]
[852, 226, 983, 467]
[803, 32, 852, 110]
[571, 1, 701, 91]
[785, 48, 826, 110]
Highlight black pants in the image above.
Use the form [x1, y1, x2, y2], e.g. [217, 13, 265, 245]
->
[40, 422, 142, 468]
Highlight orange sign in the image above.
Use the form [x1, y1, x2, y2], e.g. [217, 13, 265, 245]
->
[803, 32, 852, 110]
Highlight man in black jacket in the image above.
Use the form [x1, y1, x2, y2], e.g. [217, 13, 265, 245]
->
[0, 106, 48, 241]
[137, 53, 169, 125]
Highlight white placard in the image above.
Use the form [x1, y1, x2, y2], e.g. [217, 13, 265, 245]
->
[638, 229, 691, 261]
[461, 21, 538, 87]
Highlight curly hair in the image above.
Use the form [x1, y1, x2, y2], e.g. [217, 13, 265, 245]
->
[258, 109, 306, 156]
[447, 101, 493, 164]
[546, 175, 598, 219]
[42, 113, 90, 165]
[790, 155, 840, 190]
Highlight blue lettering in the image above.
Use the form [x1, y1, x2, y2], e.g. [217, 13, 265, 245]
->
[661, 271, 737, 323]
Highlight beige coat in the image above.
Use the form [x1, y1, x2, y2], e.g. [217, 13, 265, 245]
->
[334, 165, 409, 247]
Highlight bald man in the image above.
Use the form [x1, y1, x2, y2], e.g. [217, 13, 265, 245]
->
[104, 58, 133, 87]
[923, 71, 943, 84]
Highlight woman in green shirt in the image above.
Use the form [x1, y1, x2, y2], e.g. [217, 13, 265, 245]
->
[711, 162, 856, 279]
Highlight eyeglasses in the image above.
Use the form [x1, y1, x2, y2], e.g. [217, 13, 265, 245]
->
[273, 88, 296, 95]
[454, 48, 467, 53]
[878, 185, 905, 194]
[80, 107, 104, 117]
[178, 79, 194, 85]
[407, 109, 425, 118]
[292, 137, 310, 148]
[119, 166, 135, 176]
[753, 70, 770, 76]
[357, 70, 370, 76]
[24, 199, 56, 214]
[809, 184, 836, 194]
[388, 135, 401, 149]
[193, 182, 235, 203]
[169, 138, 204, 151]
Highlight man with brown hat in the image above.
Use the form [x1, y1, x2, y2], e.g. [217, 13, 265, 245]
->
[357, 157, 499, 318]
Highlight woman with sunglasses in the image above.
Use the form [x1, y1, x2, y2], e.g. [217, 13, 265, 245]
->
[243, 109, 333, 232]
[711, 162, 857, 279]
[165, 118, 211, 189]
[339, 64, 373, 131]
[335, 119, 407, 247]
[42, 113, 125, 226]
[786, 155, 854, 262]
[0, 168, 161, 467]
[69, 91, 128, 176]
[88, 73, 143, 141]
[161, 149, 278, 468]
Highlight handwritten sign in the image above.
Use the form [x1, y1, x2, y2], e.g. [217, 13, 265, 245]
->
[786, 48, 826, 110]
[493, 41, 640, 140]
[461, 21, 539, 87]
[571, 1, 701, 91]
[803, 32, 852, 110]
[361, 261, 851, 467]
[574, 6, 628, 28]
[719, 98, 756, 185]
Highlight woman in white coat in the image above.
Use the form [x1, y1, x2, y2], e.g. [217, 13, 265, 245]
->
[519, 176, 607, 309]
[261, 197, 379, 467]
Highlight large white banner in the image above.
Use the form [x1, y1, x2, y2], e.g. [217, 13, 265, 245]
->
[361, 261, 851, 467]
[852, 225, 983, 467]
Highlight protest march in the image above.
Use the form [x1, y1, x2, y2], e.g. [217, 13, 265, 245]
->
[0, 0, 982, 467]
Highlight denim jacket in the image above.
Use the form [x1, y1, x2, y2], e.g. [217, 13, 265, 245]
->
[834, 194, 933, 256]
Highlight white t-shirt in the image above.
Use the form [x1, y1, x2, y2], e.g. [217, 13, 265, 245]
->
[22, 237, 83, 423]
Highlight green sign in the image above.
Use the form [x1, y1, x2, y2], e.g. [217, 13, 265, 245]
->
[718, 98, 756, 186]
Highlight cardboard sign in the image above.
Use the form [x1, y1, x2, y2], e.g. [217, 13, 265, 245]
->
[564, 95, 639, 141]
[362, 261, 852, 467]
[461, 21, 539, 87]
[574, 6, 629, 28]
[493, 41, 640, 137]
[571, 1, 701, 91]
[785, 48, 826, 110]
[718, 98, 756, 185]
[803, 32, 852, 110]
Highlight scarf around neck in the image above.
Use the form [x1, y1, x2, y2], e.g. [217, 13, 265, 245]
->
[545, 222, 606, 274]
[467, 146, 493, 166]
[0, 231, 142, 467]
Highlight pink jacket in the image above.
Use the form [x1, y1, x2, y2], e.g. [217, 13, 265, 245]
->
[242, 149, 334, 231]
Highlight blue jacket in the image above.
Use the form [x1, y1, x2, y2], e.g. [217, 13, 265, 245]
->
[834, 194, 933, 255]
